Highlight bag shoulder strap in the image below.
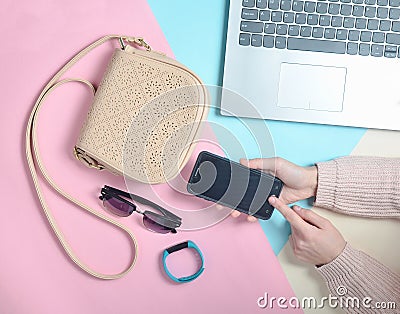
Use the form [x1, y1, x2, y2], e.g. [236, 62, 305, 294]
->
[26, 35, 140, 279]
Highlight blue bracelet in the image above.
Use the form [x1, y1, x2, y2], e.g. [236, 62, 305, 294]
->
[162, 240, 204, 283]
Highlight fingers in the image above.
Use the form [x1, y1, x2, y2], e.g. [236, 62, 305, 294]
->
[230, 210, 241, 218]
[247, 215, 258, 222]
[240, 158, 277, 175]
[292, 205, 328, 229]
[269, 196, 306, 229]
[230, 210, 258, 222]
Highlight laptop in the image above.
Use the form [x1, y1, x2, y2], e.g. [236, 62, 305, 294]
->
[221, 0, 400, 130]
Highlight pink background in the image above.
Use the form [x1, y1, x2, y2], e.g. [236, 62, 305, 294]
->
[0, 1, 301, 313]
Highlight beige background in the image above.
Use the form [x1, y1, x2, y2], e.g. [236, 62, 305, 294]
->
[277, 129, 400, 313]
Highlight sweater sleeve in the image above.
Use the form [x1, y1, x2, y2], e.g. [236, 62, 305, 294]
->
[316, 243, 400, 314]
[314, 156, 400, 218]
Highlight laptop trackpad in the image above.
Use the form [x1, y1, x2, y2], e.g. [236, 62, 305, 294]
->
[277, 63, 346, 112]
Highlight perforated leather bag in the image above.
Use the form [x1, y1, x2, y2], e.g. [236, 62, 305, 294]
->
[74, 36, 209, 184]
[26, 35, 208, 280]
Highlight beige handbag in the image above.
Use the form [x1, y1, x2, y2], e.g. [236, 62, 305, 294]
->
[74, 36, 209, 184]
[26, 35, 208, 279]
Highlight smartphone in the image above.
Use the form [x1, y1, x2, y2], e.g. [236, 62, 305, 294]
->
[187, 151, 283, 220]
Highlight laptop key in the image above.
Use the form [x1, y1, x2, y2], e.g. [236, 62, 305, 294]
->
[284, 12, 295, 23]
[389, 8, 400, 20]
[263, 35, 275, 47]
[252, 34, 263, 46]
[243, 0, 256, 7]
[371, 44, 384, 56]
[377, 8, 389, 20]
[242, 9, 259, 20]
[365, 6, 377, 18]
[386, 33, 400, 44]
[260, 10, 272, 21]
[256, 0, 268, 8]
[380, 20, 391, 31]
[331, 16, 343, 27]
[392, 21, 400, 32]
[344, 17, 356, 27]
[289, 24, 301, 35]
[292, 0, 305, 12]
[367, 19, 379, 30]
[359, 43, 371, 56]
[349, 30, 361, 40]
[301, 25, 313, 36]
[325, 28, 337, 38]
[356, 18, 367, 29]
[287, 37, 346, 53]
[372, 32, 385, 42]
[336, 28, 349, 39]
[280, 0, 292, 10]
[361, 30, 373, 41]
[308, 14, 319, 25]
[320, 15, 332, 26]
[277, 24, 289, 34]
[275, 36, 287, 48]
[328, 3, 340, 15]
[313, 27, 325, 38]
[385, 46, 397, 57]
[347, 42, 358, 54]
[378, 0, 388, 5]
[268, 0, 280, 10]
[352, 5, 364, 17]
[239, 33, 251, 46]
[341, 4, 352, 16]
[316, 2, 328, 14]
[389, 0, 400, 6]
[365, 0, 376, 4]
[385, 45, 397, 52]
[305, 1, 317, 12]
[264, 22, 277, 33]
[353, 0, 364, 3]
[385, 51, 397, 57]
[241, 21, 264, 33]
[272, 11, 283, 22]
[296, 13, 307, 24]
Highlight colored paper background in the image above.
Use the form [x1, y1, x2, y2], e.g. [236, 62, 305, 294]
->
[0, 0, 301, 313]
[147, 0, 366, 254]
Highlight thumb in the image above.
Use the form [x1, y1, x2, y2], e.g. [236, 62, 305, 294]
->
[292, 205, 329, 229]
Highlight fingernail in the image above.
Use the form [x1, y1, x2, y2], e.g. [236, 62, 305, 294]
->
[292, 205, 301, 211]
[240, 158, 248, 165]
[269, 196, 276, 204]
[248, 216, 257, 222]
[231, 211, 240, 218]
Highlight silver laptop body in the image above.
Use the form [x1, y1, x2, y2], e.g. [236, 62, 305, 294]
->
[221, 0, 400, 130]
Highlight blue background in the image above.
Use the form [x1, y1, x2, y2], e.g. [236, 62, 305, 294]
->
[148, 0, 366, 254]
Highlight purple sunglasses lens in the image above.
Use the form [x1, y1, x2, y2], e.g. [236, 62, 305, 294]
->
[143, 216, 172, 234]
[103, 197, 134, 217]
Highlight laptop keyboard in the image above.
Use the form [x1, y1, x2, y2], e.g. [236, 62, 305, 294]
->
[240, 0, 400, 57]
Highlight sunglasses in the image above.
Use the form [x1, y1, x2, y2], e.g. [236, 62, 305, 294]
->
[99, 185, 182, 234]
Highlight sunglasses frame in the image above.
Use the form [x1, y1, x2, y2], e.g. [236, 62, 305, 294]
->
[99, 185, 182, 232]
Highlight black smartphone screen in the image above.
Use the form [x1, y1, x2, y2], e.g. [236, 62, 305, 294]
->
[187, 151, 283, 220]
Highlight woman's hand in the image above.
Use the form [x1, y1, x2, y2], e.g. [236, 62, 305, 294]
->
[229, 157, 318, 221]
[269, 196, 346, 266]
[241, 157, 317, 204]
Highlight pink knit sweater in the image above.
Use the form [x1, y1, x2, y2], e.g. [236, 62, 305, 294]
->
[314, 156, 400, 313]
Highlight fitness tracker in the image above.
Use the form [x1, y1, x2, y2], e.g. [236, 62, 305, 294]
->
[162, 240, 204, 283]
